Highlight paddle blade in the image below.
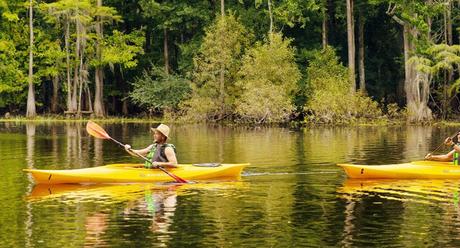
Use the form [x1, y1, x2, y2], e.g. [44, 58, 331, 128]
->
[86, 121, 111, 139]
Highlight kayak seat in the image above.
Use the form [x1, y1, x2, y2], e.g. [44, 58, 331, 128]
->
[193, 163, 222, 167]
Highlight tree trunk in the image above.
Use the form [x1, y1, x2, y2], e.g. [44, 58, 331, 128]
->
[219, 65, 225, 120]
[346, 0, 356, 92]
[145, 25, 151, 53]
[77, 28, 87, 115]
[163, 28, 170, 74]
[122, 99, 129, 115]
[65, 21, 74, 112]
[358, 11, 365, 94]
[51, 75, 59, 113]
[72, 20, 80, 113]
[322, 5, 328, 49]
[85, 81, 93, 112]
[219, 1, 225, 120]
[26, 0, 36, 118]
[403, 24, 432, 122]
[268, 0, 273, 34]
[94, 0, 105, 117]
[445, 2, 453, 84]
[221, 0, 224, 16]
[446, 1, 452, 45]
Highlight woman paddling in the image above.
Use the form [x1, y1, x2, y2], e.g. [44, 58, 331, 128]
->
[124, 124, 178, 168]
[425, 133, 460, 162]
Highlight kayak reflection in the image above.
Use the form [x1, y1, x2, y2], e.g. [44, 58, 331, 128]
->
[338, 178, 460, 205]
[28, 181, 246, 203]
[28, 182, 246, 246]
[338, 179, 460, 247]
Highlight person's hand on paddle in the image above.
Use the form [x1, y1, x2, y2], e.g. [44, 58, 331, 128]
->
[424, 153, 432, 160]
[445, 137, 454, 146]
[124, 144, 132, 150]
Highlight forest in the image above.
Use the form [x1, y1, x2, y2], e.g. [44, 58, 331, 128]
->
[1, 0, 460, 124]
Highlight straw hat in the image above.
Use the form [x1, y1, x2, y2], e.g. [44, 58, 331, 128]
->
[151, 124, 170, 138]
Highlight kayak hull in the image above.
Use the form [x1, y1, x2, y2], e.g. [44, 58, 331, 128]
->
[338, 161, 460, 179]
[24, 163, 248, 184]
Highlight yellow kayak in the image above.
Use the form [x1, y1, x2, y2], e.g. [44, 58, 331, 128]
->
[24, 163, 248, 184]
[338, 160, 460, 179]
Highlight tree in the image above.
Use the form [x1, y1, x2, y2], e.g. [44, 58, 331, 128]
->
[94, 0, 104, 117]
[305, 46, 382, 123]
[235, 32, 300, 123]
[410, 44, 460, 119]
[384, 1, 436, 122]
[346, 0, 356, 93]
[181, 14, 250, 121]
[129, 66, 191, 112]
[0, 1, 25, 110]
[92, 0, 121, 117]
[26, 0, 36, 118]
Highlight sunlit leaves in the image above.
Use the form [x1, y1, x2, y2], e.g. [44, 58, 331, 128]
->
[305, 47, 383, 123]
[181, 14, 250, 121]
[235, 33, 300, 123]
[98, 30, 144, 69]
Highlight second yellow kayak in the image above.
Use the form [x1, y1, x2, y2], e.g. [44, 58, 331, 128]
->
[24, 163, 248, 184]
[338, 160, 460, 179]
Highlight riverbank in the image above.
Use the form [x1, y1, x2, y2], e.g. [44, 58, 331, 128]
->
[0, 115, 162, 124]
[2, 114, 460, 127]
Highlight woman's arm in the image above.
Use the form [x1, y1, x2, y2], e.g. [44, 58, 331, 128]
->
[125, 144, 153, 157]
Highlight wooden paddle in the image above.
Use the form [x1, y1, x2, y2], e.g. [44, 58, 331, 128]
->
[428, 130, 460, 156]
[86, 121, 188, 183]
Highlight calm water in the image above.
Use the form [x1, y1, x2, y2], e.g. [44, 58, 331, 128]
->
[2, 123, 460, 247]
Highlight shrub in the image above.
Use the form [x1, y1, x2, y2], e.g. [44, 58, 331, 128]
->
[129, 66, 191, 113]
[305, 47, 384, 124]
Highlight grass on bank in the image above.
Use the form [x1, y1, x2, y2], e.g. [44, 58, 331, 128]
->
[0, 115, 163, 124]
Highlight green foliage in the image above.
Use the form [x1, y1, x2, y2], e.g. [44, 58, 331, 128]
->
[34, 29, 66, 79]
[0, 40, 24, 108]
[235, 32, 300, 123]
[130, 66, 191, 111]
[410, 44, 460, 96]
[305, 47, 383, 123]
[272, 0, 320, 28]
[181, 14, 251, 121]
[0, 0, 28, 109]
[98, 30, 145, 69]
[385, 103, 406, 120]
[0, 0, 459, 123]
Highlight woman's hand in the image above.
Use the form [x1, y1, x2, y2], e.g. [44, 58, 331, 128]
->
[424, 153, 432, 160]
[444, 137, 454, 146]
[124, 144, 132, 150]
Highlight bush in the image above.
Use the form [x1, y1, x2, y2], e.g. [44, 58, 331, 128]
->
[181, 14, 250, 121]
[305, 47, 384, 124]
[235, 33, 300, 123]
[129, 66, 191, 112]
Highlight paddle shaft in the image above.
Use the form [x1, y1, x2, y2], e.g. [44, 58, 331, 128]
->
[430, 130, 460, 155]
[108, 137, 187, 183]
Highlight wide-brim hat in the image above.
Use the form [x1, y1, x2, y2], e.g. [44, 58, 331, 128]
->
[150, 124, 170, 138]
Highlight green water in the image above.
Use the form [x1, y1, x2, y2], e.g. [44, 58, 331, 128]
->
[2, 123, 460, 247]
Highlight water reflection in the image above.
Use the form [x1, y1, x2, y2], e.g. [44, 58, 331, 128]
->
[338, 179, 459, 205]
[337, 179, 460, 247]
[26, 182, 245, 247]
[4, 122, 460, 247]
